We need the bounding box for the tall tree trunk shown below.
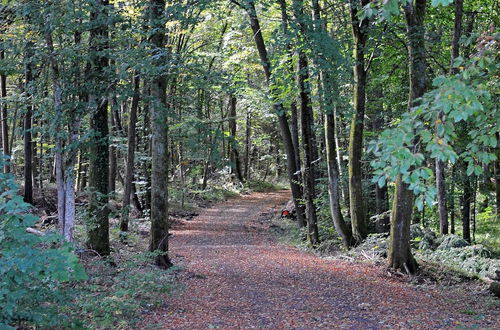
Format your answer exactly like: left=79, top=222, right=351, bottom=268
left=348, top=0, right=370, bottom=243
left=449, top=165, right=456, bottom=234
left=292, top=0, right=319, bottom=244
left=228, top=95, right=244, bottom=182
left=87, top=0, right=110, bottom=256
left=239, top=0, right=306, bottom=228
left=436, top=160, right=448, bottom=234
left=326, top=112, right=354, bottom=248
left=149, top=0, right=172, bottom=268
left=1, top=49, right=10, bottom=173
left=388, top=0, right=427, bottom=274
left=297, top=52, right=319, bottom=245
left=44, top=20, right=77, bottom=241
left=108, top=106, right=117, bottom=194
left=244, top=109, right=251, bottom=180
left=23, top=44, right=34, bottom=204
left=461, top=169, right=472, bottom=243
left=121, top=73, right=140, bottom=231
left=436, top=0, right=463, bottom=235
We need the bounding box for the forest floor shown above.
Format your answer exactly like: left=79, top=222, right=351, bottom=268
left=143, top=190, right=499, bottom=329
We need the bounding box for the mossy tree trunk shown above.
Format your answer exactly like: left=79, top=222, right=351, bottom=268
left=87, top=0, right=110, bottom=256
left=388, top=0, right=427, bottom=274
left=348, top=0, right=370, bottom=244
left=149, top=0, right=172, bottom=269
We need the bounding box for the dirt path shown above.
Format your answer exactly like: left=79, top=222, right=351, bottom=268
left=146, top=191, right=498, bottom=329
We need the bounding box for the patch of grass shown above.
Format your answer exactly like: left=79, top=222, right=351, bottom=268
left=245, top=180, right=286, bottom=192
left=475, top=206, right=499, bottom=256
left=459, top=309, right=477, bottom=315
left=67, top=252, right=175, bottom=329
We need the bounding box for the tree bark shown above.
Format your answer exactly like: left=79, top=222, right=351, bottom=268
left=228, top=95, right=244, bottom=182
left=108, top=105, right=117, bottom=194
left=461, top=169, right=472, bottom=243
left=388, top=0, right=427, bottom=274
left=348, top=0, right=370, bottom=243
left=0, top=48, right=10, bottom=173
left=436, top=159, right=448, bottom=234
left=23, top=43, right=34, bottom=204
left=87, top=0, right=110, bottom=256
left=149, top=0, right=172, bottom=269
left=121, top=73, right=140, bottom=231
left=326, top=112, right=354, bottom=248
left=291, top=0, right=320, bottom=243
left=44, top=19, right=77, bottom=242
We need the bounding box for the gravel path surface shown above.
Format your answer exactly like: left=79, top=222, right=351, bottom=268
left=145, top=190, right=499, bottom=329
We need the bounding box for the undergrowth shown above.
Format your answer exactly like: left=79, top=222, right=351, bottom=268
left=68, top=252, right=175, bottom=329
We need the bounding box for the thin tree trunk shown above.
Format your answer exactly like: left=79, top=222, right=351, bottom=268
left=388, top=0, right=427, bottom=274
left=461, top=170, right=472, bottom=243
left=1, top=48, right=10, bottom=173
left=108, top=106, right=117, bottom=194
left=326, top=112, right=353, bottom=248
left=23, top=44, right=34, bottom=204
left=450, top=165, right=456, bottom=234
left=348, top=0, right=370, bottom=243
left=44, top=19, right=76, bottom=241
left=244, top=109, right=251, bottom=179
left=228, top=95, right=244, bottom=182
left=121, top=73, right=140, bottom=231
left=436, top=159, right=448, bottom=234
left=293, top=0, right=319, bottom=244
left=149, top=0, right=172, bottom=268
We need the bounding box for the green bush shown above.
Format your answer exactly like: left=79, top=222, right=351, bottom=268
left=410, top=225, right=437, bottom=250
left=0, top=157, right=87, bottom=328
left=436, top=234, right=469, bottom=250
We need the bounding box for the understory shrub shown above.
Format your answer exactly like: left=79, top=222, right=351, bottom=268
left=0, top=158, right=87, bottom=328
left=410, top=225, right=499, bottom=279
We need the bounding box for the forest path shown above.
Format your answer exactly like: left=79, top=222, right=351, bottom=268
left=146, top=190, right=498, bottom=329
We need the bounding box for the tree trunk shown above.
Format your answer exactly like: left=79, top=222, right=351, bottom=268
left=241, top=0, right=306, bottom=228
left=450, top=165, right=456, bottom=234
left=292, top=0, right=319, bottom=244
left=348, top=0, right=370, bottom=243
left=388, top=0, right=427, bottom=274
left=228, top=95, right=244, bottom=182
left=436, top=0, right=463, bottom=235
left=326, top=112, right=353, bottom=248
left=244, top=109, right=251, bottom=180
left=149, top=0, right=172, bottom=269
left=45, top=23, right=77, bottom=241
left=1, top=49, right=10, bottom=173
left=87, top=0, right=110, bottom=256
left=461, top=171, right=472, bottom=243
left=436, top=160, right=448, bottom=234
left=108, top=107, right=117, bottom=194
left=23, top=44, right=34, bottom=204
left=121, top=73, right=140, bottom=231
